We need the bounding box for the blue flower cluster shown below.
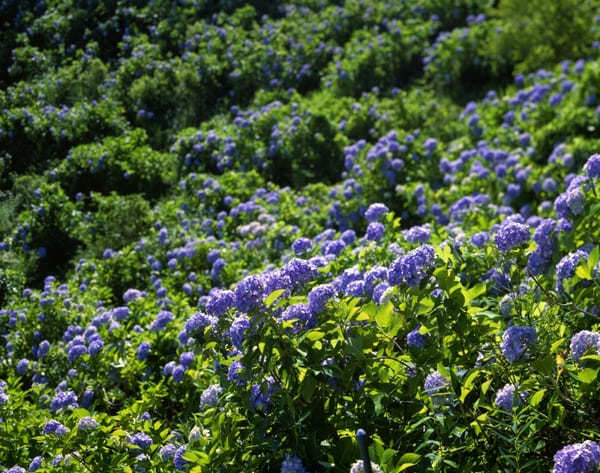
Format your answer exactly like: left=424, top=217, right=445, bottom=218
left=388, top=244, right=436, bottom=286
left=570, top=331, right=600, bottom=361
left=553, top=441, right=600, bottom=473
left=501, top=326, right=536, bottom=363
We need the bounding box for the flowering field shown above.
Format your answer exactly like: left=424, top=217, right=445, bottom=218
left=2, top=0, right=600, bottom=472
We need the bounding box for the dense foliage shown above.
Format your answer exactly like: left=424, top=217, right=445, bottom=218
left=2, top=1, right=600, bottom=472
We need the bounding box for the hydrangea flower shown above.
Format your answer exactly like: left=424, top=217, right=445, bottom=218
left=555, top=249, right=589, bottom=292
left=234, top=275, right=265, bottom=312
left=364, top=203, right=389, bottom=222
left=227, top=360, right=244, bottom=385
left=159, top=444, right=177, bottom=461
left=501, top=326, right=536, bottom=363
left=495, top=384, right=527, bottom=411
left=150, top=310, right=175, bottom=332
left=136, top=342, right=150, bottom=361
left=229, top=314, right=250, bottom=349
left=29, top=456, right=43, bottom=472
left=388, top=244, right=436, bottom=286
left=585, top=154, right=600, bottom=178
left=292, top=237, right=312, bottom=255
left=570, top=331, right=600, bottom=361
left=366, top=222, right=384, bottom=241
left=43, top=420, right=68, bottom=436
left=174, top=445, right=188, bottom=471
left=407, top=325, right=427, bottom=349
left=424, top=371, right=450, bottom=405
left=200, top=384, right=222, bottom=408
left=495, top=221, right=530, bottom=252
left=205, top=289, right=234, bottom=316
left=77, top=416, right=99, bottom=431
left=280, top=453, right=308, bottom=473
left=308, top=284, right=336, bottom=315
left=553, top=441, right=600, bottom=473
left=128, top=432, right=153, bottom=450
left=280, top=303, right=315, bottom=332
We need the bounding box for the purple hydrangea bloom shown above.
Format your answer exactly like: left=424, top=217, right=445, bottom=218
left=424, top=371, right=450, bottom=404
left=570, top=331, right=600, bottom=361
left=250, top=376, right=277, bottom=410
left=16, top=359, right=29, bottom=375
left=159, top=444, right=177, bottom=461
left=150, top=311, right=174, bottom=332
left=407, top=325, right=427, bottom=349
left=123, top=289, right=145, bottom=302
left=553, top=441, right=600, bottom=473
left=234, top=275, right=265, bottom=312
left=280, top=303, right=315, bottom=331
left=495, top=384, right=527, bottom=411
left=200, top=384, right=222, bottom=408
left=501, top=326, right=536, bottom=363
left=205, top=289, right=234, bottom=316
left=388, top=244, right=436, bottom=286
left=43, top=420, right=68, bottom=436
left=280, top=453, right=307, bottom=473
left=4, top=467, right=26, bottom=473
left=227, top=360, right=244, bottom=385
left=29, top=456, right=43, bottom=471
left=585, top=154, right=600, bottom=178
left=470, top=232, right=490, bottom=248
left=555, top=250, right=589, bottom=292
left=172, top=365, right=185, bottom=383
left=128, top=432, right=153, bottom=450
left=345, top=280, right=365, bottom=297
left=495, top=221, right=530, bottom=252
left=174, top=445, right=188, bottom=471
left=365, top=203, right=389, bottom=222
left=180, top=351, right=194, bottom=367
left=283, top=258, right=317, bottom=288
left=184, top=312, right=217, bottom=335
left=366, top=222, right=385, bottom=241
left=292, top=237, right=312, bottom=255
left=50, top=390, right=78, bottom=412
left=229, top=314, right=250, bottom=349
left=77, top=416, right=99, bottom=431
left=136, top=342, right=150, bottom=361
left=403, top=225, right=431, bottom=243
left=308, top=283, right=336, bottom=315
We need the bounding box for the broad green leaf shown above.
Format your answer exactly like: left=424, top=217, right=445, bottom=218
left=265, top=289, right=287, bottom=306
left=529, top=389, right=546, bottom=406
left=578, top=368, right=599, bottom=383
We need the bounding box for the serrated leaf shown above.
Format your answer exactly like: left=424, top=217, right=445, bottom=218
left=576, top=265, right=592, bottom=280
left=375, top=301, right=394, bottom=328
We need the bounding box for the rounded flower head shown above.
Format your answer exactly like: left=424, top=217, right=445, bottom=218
left=495, top=221, right=530, bottom=252
left=553, top=441, right=600, bottom=473
left=495, top=384, right=527, bottom=412
left=365, top=203, right=389, bottom=222
left=234, top=275, right=265, bottom=312
left=585, top=154, right=600, bottom=178
left=501, top=326, right=536, bottom=363
left=388, top=244, right=436, bottom=286
left=29, top=456, right=43, bottom=472
left=280, top=453, right=308, bottom=473
left=366, top=222, right=385, bottom=241
left=308, top=283, right=336, bottom=315
left=200, top=384, right=222, bottom=408
left=406, top=325, right=427, bottom=349
left=77, top=416, right=99, bottom=431
left=43, top=420, right=68, bottom=436
left=205, top=289, right=234, bottom=316
left=570, top=331, right=600, bottom=361
left=292, top=237, right=312, bottom=255
left=128, top=432, right=153, bottom=450
left=424, top=371, right=450, bottom=405
left=174, top=445, right=188, bottom=471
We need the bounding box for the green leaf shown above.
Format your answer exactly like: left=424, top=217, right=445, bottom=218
left=301, top=374, right=317, bottom=402
left=375, top=301, right=394, bottom=328
left=529, top=389, right=546, bottom=406
left=265, top=289, right=287, bottom=306
left=306, top=331, right=325, bottom=341
left=576, top=265, right=592, bottom=280
left=578, top=368, right=599, bottom=384
left=398, top=453, right=421, bottom=464
left=481, top=379, right=492, bottom=395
